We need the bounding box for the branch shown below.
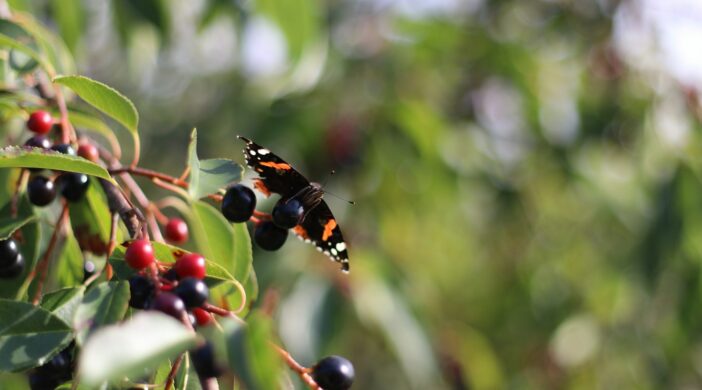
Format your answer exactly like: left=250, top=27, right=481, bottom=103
left=274, top=345, right=320, bottom=390
left=98, top=179, right=141, bottom=238
left=108, top=166, right=188, bottom=188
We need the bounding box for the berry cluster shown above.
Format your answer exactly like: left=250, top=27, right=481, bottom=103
left=221, top=184, right=304, bottom=252
left=0, top=237, right=24, bottom=278
left=125, top=240, right=212, bottom=327
left=24, top=111, right=91, bottom=207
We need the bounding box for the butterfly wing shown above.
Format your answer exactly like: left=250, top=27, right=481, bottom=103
left=293, top=201, right=350, bottom=272
left=239, top=136, right=310, bottom=197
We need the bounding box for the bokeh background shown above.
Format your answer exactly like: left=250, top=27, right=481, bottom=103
left=10, top=0, right=702, bottom=388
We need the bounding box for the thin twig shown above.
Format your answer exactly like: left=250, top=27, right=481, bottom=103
left=31, top=203, right=69, bottom=305
left=273, top=345, right=320, bottom=389
left=98, top=179, right=141, bottom=238
left=108, top=166, right=188, bottom=188
left=10, top=169, right=29, bottom=217
left=164, top=353, right=184, bottom=390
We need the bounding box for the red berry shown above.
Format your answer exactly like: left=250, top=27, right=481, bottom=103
left=174, top=253, right=206, bottom=279
left=165, top=218, right=188, bottom=244
left=27, top=111, right=53, bottom=135
left=77, top=142, right=99, bottom=162
left=125, top=239, right=155, bottom=270
left=192, top=307, right=212, bottom=326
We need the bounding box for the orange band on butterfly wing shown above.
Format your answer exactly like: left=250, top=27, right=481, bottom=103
left=260, top=161, right=292, bottom=170
left=322, top=219, right=337, bottom=241
left=254, top=179, right=271, bottom=197
left=294, top=225, right=309, bottom=240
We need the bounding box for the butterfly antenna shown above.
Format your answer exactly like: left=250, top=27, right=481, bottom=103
left=320, top=169, right=355, bottom=205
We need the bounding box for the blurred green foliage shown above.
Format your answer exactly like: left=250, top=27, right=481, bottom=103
left=6, top=0, right=702, bottom=388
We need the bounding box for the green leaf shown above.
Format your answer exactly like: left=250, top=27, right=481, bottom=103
left=189, top=200, right=251, bottom=282
left=190, top=158, right=243, bottom=199
left=68, top=109, right=117, bottom=140
left=226, top=313, right=283, bottom=390
left=0, top=31, right=51, bottom=74
left=55, top=226, right=84, bottom=287
left=79, top=311, right=198, bottom=387
left=53, top=75, right=139, bottom=135
left=74, top=281, right=130, bottom=345
left=50, top=0, right=84, bottom=54
left=13, top=12, right=76, bottom=75
left=0, top=299, right=73, bottom=371
left=68, top=177, right=115, bottom=252
left=109, top=240, right=237, bottom=288
left=175, top=353, right=204, bottom=390
left=187, top=128, right=201, bottom=195
left=40, top=286, right=85, bottom=326
left=0, top=208, right=36, bottom=240
left=0, top=146, right=113, bottom=181
left=231, top=221, right=253, bottom=283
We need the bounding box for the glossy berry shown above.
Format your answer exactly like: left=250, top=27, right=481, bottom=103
left=221, top=184, right=256, bottom=223
left=175, top=277, right=209, bottom=308
left=77, top=142, right=99, bottom=162
left=272, top=198, right=304, bottom=229
left=83, top=261, right=96, bottom=282
left=51, top=143, right=76, bottom=156
left=125, top=239, right=155, bottom=270
left=311, top=356, right=355, bottom=390
left=0, top=238, right=20, bottom=265
left=0, top=253, right=24, bottom=278
left=27, top=111, right=53, bottom=135
left=56, top=173, right=90, bottom=202
left=27, top=175, right=56, bottom=206
left=151, top=292, right=186, bottom=319
left=254, top=221, right=288, bottom=251
left=29, top=346, right=73, bottom=389
left=163, top=268, right=179, bottom=282
left=192, top=307, right=212, bottom=327
left=191, top=342, right=222, bottom=379
left=24, top=135, right=51, bottom=149
left=129, top=274, right=155, bottom=309
left=165, top=218, right=188, bottom=244
left=175, top=253, right=206, bottom=279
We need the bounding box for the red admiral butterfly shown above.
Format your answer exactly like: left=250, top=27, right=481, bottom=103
left=238, top=136, right=350, bottom=272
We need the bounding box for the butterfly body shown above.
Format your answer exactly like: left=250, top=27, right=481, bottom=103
left=239, top=136, right=350, bottom=272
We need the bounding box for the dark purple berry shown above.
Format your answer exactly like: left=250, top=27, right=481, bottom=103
left=83, top=261, right=96, bottom=282
left=221, top=184, right=256, bottom=223
left=174, top=277, right=209, bottom=308
left=51, top=144, right=76, bottom=156
left=128, top=274, right=155, bottom=309
left=56, top=173, right=89, bottom=202
left=0, top=238, right=20, bottom=265
left=29, top=344, right=74, bottom=390
left=272, top=198, right=304, bottom=229
left=0, top=253, right=24, bottom=278
left=163, top=268, right=179, bottom=282
left=27, top=175, right=56, bottom=206
left=254, top=221, right=288, bottom=251
left=151, top=292, right=186, bottom=320
left=191, top=342, right=222, bottom=379
left=24, top=135, right=51, bottom=149
left=311, top=356, right=355, bottom=390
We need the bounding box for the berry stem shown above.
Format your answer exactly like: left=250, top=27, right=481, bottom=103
left=108, top=166, right=188, bottom=188
left=52, top=79, right=77, bottom=144
left=10, top=169, right=29, bottom=218
left=83, top=212, right=120, bottom=286
left=164, top=353, right=184, bottom=390
left=31, top=202, right=69, bottom=305
left=152, top=178, right=191, bottom=199
left=202, top=303, right=240, bottom=319
left=273, top=344, right=320, bottom=390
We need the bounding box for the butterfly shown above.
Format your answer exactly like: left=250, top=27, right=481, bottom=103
left=238, top=136, right=350, bottom=272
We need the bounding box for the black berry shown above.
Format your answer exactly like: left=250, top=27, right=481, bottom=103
left=311, top=356, right=355, bottom=390
left=151, top=292, right=186, bottom=320
left=51, top=143, right=76, bottom=156
left=56, top=173, right=90, bottom=202
left=163, top=268, right=179, bottom=282
left=24, top=135, right=51, bottom=149
left=128, top=274, right=155, bottom=309
left=83, top=261, right=96, bottom=282
left=174, top=277, right=209, bottom=308
left=0, top=238, right=20, bottom=265
left=0, top=253, right=24, bottom=278
left=27, top=175, right=56, bottom=206
left=221, top=184, right=256, bottom=223
left=272, top=198, right=304, bottom=229
left=191, top=342, right=222, bottom=379
left=254, top=221, right=288, bottom=251
left=29, top=344, right=74, bottom=390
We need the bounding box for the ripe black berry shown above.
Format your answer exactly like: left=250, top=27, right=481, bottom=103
left=0, top=253, right=24, bottom=278
left=191, top=342, right=222, bottom=379
left=254, top=221, right=288, bottom=251
left=56, top=173, right=90, bottom=202
left=0, top=238, right=23, bottom=279
left=29, top=345, right=74, bottom=390
left=51, top=143, right=76, bottom=156
left=311, top=356, right=355, bottom=390
left=174, top=277, right=209, bottom=308
left=163, top=268, right=179, bottom=282
left=83, top=261, right=96, bottom=282
left=24, top=135, right=51, bottom=149
left=129, top=274, right=155, bottom=309
left=151, top=292, right=186, bottom=320
left=272, top=198, right=304, bottom=229
left=27, top=175, right=56, bottom=206
left=221, top=184, right=256, bottom=223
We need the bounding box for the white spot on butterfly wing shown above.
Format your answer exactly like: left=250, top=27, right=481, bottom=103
left=335, top=242, right=346, bottom=252
left=331, top=248, right=338, bottom=256
left=258, top=148, right=270, bottom=155
left=249, top=150, right=257, bottom=156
